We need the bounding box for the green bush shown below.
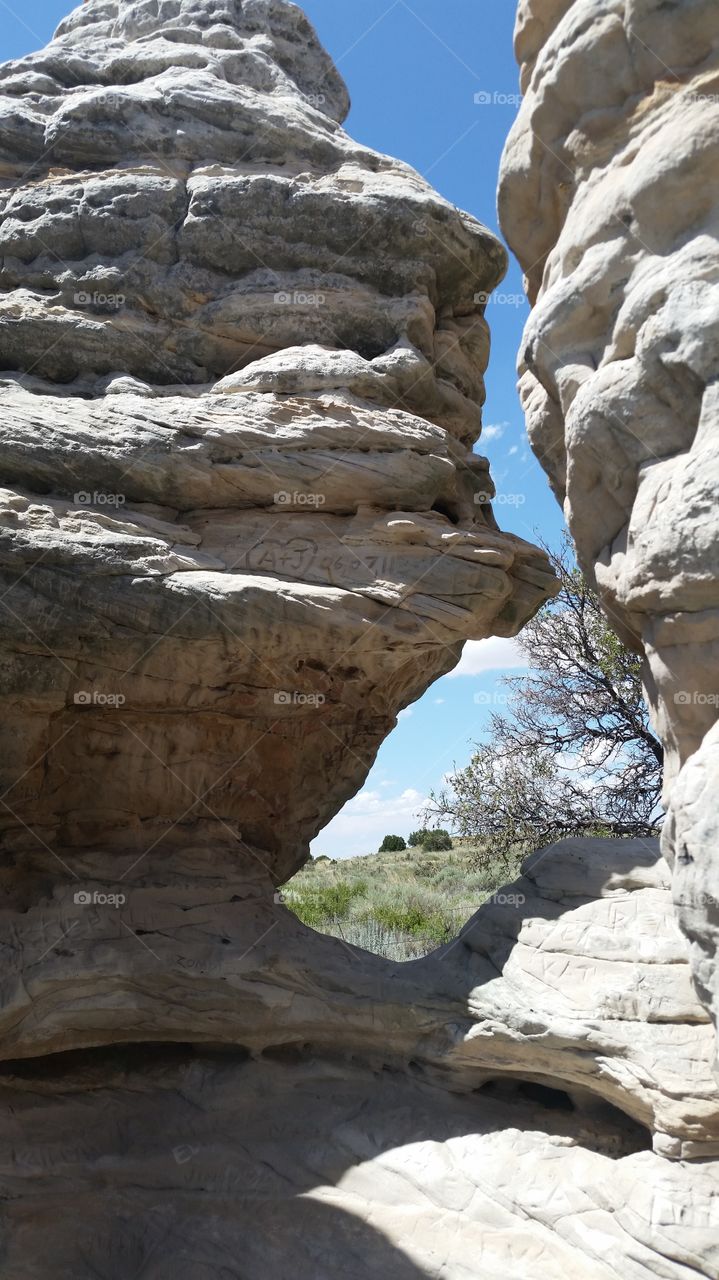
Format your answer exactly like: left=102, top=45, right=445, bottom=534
left=422, top=829, right=453, bottom=851
left=379, top=834, right=406, bottom=852
left=409, top=828, right=452, bottom=851
left=371, top=900, right=452, bottom=943
left=287, top=879, right=367, bottom=928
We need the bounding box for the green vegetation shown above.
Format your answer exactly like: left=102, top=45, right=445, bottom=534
left=282, top=842, right=522, bottom=961
left=378, top=834, right=406, bottom=852
left=427, top=536, right=663, bottom=864
left=408, top=828, right=453, bottom=851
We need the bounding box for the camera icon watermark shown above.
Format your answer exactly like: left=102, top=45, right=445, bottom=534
left=273, top=691, right=326, bottom=708
left=474, top=491, right=526, bottom=507
left=74, top=291, right=125, bottom=310
left=675, top=892, right=718, bottom=908
left=273, top=490, right=326, bottom=508
left=74, top=490, right=126, bottom=508
left=172, top=1144, right=200, bottom=1166
left=74, top=889, right=126, bottom=908
left=474, top=90, right=523, bottom=107
left=74, top=690, right=126, bottom=708
left=474, top=290, right=526, bottom=308
left=274, top=290, right=326, bottom=307
left=674, top=691, right=719, bottom=706
left=473, top=690, right=511, bottom=706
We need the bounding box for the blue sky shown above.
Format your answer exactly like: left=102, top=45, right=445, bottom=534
left=3, top=0, right=567, bottom=857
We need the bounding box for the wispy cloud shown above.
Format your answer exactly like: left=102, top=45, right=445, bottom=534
left=311, top=787, right=426, bottom=859
left=482, top=421, right=508, bottom=442
left=444, top=635, right=527, bottom=678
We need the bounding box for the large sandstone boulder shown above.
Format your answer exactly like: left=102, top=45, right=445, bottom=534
left=0, top=1, right=718, bottom=1276
left=498, top=0, right=719, bottom=1052
left=2, top=835, right=719, bottom=1277
left=0, top=0, right=554, bottom=887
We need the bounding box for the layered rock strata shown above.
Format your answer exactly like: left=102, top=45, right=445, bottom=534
left=499, top=0, right=719, bottom=1049
left=2, top=837, right=719, bottom=1277
left=1, top=0, right=718, bottom=1276
left=0, top=0, right=553, bottom=889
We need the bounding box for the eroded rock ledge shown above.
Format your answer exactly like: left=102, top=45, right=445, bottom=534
left=2, top=837, right=719, bottom=1277
left=0, top=0, right=554, bottom=887
left=1, top=1, right=718, bottom=1276
left=499, top=0, right=719, bottom=1052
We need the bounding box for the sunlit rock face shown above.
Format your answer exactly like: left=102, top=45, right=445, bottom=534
left=499, top=0, right=719, bottom=1044
left=2, top=3, right=719, bottom=1277
left=0, top=0, right=555, bottom=890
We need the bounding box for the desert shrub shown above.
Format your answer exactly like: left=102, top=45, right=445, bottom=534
left=371, top=899, right=451, bottom=943
left=421, top=829, right=453, bottom=851
left=286, top=879, right=366, bottom=928
left=379, top=834, right=406, bottom=852
left=430, top=864, right=464, bottom=889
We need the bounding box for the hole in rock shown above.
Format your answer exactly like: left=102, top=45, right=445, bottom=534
left=0, top=1042, right=253, bottom=1084
left=282, top=836, right=525, bottom=963
left=479, top=1078, right=574, bottom=1111
left=476, top=1077, right=653, bottom=1157
left=430, top=496, right=459, bottom=523
left=261, top=1042, right=311, bottom=1065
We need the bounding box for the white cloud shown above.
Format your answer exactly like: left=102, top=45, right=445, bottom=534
left=482, top=422, right=507, bottom=442
left=444, top=635, right=528, bottom=678
left=398, top=707, right=413, bottom=720
left=508, top=445, right=519, bottom=456
left=434, top=697, right=445, bottom=705
left=311, top=786, right=426, bottom=859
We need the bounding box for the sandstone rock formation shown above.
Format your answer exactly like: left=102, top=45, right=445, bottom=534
left=1, top=0, right=718, bottom=1276
left=499, top=0, right=719, bottom=1055
left=0, top=0, right=554, bottom=886
left=2, top=835, right=719, bottom=1277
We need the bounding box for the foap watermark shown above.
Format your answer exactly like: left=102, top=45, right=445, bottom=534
left=274, top=490, right=326, bottom=508
left=74, top=690, right=126, bottom=708
left=93, top=91, right=127, bottom=110
left=674, top=691, right=719, bottom=707
left=74, top=290, right=125, bottom=310
left=273, top=691, right=326, bottom=708
left=475, top=290, right=526, bottom=308
left=474, top=490, right=526, bottom=507
left=474, top=690, right=511, bottom=707
left=172, top=1144, right=200, bottom=1166
left=474, top=90, right=523, bottom=107
left=74, top=490, right=126, bottom=508
left=274, top=290, right=326, bottom=307
left=487, top=891, right=526, bottom=907
left=676, top=892, right=718, bottom=909
left=74, top=889, right=126, bottom=908
left=689, top=92, right=719, bottom=106
left=303, top=92, right=326, bottom=107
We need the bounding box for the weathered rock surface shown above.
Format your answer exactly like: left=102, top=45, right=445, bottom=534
left=1, top=0, right=718, bottom=1276
left=499, top=0, right=719, bottom=1052
left=2, top=837, right=719, bottom=1277
left=0, top=0, right=554, bottom=887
